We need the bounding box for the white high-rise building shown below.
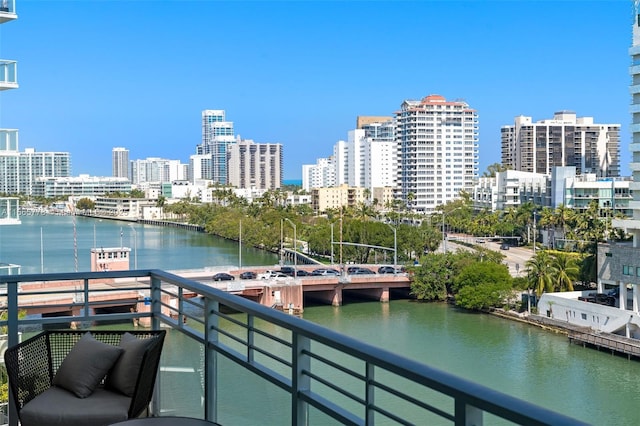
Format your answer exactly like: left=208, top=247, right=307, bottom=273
left=112, top=147, right=130, bottom=179
left=0, top=3, right=20, bottom=225
left=501, top=112, right=620, bottom=177
left=131, top=158, right=187, bottom=185
left=302, top=157, right=336, bottom=192
left=396, top=95, right=479, bottom=213
left=189, top=154, right=213, bottom=183
left=329, top=120, right=397, bottom=196
left=197, top=110, right=235, bottom=184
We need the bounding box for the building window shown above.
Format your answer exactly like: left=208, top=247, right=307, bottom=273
left=623, top=265, right=633, bottom=276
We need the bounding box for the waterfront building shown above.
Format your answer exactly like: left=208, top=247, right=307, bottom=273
left=197, top=110, right=235, bottom=184
left=227, top=138, right=283, bottom=190
left=501, top=112, right=620, bottom=177
left=131, top=157, right=187, bottom=185
left=32, top=175, right=130, bottom=198
left=396, top=95, right=479, bottom=214
left=168, top=179, right=214, bottom=203
left=301, top=157, right=336, bottom=192
left=93, top=196, right=157, bottom=219
left=112, top=147, right=130, bottom=179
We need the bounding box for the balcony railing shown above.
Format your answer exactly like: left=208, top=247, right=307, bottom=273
left=0, top=270, right=586, bottom=425
left=0, top=60, right=17, bottom=90
left=0, top=0, right=16, bottom=24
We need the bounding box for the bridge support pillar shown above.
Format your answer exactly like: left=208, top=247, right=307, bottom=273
left=380, top=287, right=389, bottom=303
left=332, top=287, right=343, bottom=307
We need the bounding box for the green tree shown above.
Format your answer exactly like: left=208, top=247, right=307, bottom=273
left=525, top=251, right=554, bottom=297
left=453, top=262, right=512, bottom=310
left=410, top=253, right=451, bottom=301
left=75, top=197, right=95, bottom=210
left=551, top=252, right=579, bottom=292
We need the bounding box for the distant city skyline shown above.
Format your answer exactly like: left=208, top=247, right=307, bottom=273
left=1, top=1, right=632, bottom=180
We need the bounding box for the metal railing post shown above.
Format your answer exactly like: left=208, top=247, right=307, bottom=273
left=7, top=280, right=18, bottom=426
left=292, top=333, right=310, bottom=425
left=204, top=297, right=219, bottom=424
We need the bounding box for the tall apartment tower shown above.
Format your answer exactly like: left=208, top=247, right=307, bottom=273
left=112, top=147, right=130, bottom=179
left=197, top=110, right=235, bottom=184
left=0, top=3, right=20, bottom=224
left=396, top=95, right=479, bottom=213
left=614, top=2, right=640, bottom=243
left=227, top=139, right=283, bottom=190
left=501, top=112, right=620, bottom=177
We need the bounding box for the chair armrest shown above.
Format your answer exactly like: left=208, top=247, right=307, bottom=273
left=128, top=330, right=166, bottom=418
left=4, top=332, right=54, bottom=410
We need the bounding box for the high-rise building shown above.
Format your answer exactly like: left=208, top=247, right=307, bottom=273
left=227, top=139, right=283, bottom=190
left=302, top=157, right=336, bottom=192
left=396, top=95, right=479, bottom=213
left=332, top=122, right=397, bottom=195
left=612, top=3, right=640, bottom=246
left=197, top=110, right=235, bottom=183
left=501, top=112, right=620, bottom=177
left=112, top=147, right=130, bottom=179
left=0, top=2, right=20, bottom=224
left=130, top=157, right=187, bottom=185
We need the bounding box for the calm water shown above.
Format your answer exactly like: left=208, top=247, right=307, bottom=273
left=6, top=215, right=640, bottom=425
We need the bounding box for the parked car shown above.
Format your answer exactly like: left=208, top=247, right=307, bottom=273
left=349, top=267, right=375, bottom=275
left=378, top=266, right=405, bottom=274
left=259, top=270, right=289, bottom=280
left=239, top=271, right=257, bottom=279
left=500, top=243, right=510, bottom=250
left=295, top=269, right=310, bottom=277
left=212, top=272, right=235, bottom=281
left=311, top=268, right=340, bottom=276
left=279, top=266, right=296, bottom=276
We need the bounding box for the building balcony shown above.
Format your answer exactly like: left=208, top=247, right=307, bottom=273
left=0, top=0, right=16, bottom=23
left=0, top=270, right=583, bottom=426
left=0, top=60, right=18, bottom=90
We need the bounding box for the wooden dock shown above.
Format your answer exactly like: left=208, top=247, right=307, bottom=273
left=568, top=332, right=640, bottom=360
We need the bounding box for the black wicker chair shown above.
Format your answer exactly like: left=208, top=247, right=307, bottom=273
left=4, top=329, right=166, bottom=426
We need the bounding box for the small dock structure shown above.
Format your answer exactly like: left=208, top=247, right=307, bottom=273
left=568, top=332, right=640, bottom=360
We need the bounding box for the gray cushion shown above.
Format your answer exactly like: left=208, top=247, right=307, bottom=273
left=20, top=386, right=130, bottom=426
left=106, top=332, right=153, bottom=396
left=52, top=332, right=123, bottom=398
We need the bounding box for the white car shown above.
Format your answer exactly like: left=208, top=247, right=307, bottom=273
left=258, top=270, right=289, bottom=280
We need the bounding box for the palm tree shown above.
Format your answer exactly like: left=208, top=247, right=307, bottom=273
left=550, top=253, right=579, bottom=292
left=525, top=251, right=554, bottom=297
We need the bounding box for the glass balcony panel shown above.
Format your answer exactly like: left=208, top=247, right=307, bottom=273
left=0, top=60, right=18, bottom=90
left=0, top=0, right=16, bottom=23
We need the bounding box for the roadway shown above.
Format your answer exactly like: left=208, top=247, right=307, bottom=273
left=444, top=236, right=533, bottom=277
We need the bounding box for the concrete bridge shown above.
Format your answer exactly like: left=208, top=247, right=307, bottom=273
left=7, top=266, right=411, bottom=321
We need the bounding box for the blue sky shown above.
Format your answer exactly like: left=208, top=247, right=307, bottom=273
left=0, top=0, right=633, bottom=180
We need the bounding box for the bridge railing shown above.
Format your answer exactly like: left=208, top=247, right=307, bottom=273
left=0, top=270, right=586, bottom=425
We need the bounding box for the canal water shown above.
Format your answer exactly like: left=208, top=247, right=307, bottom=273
left=3, top=215, right=640, bottom=425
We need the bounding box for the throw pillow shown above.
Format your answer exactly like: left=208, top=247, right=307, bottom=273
left=106, top=332, right=153, bottom=396
left=53, top=332, right=123, bottom=398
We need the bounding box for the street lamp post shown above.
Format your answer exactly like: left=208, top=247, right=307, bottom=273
left=128, top=224, right=137, bottom=270
left=533, top=210, right=537, bottom=255
left=239, top=219, right=242, bottom=271
left=330, top=222, right=334, bottom=265
left=284, top=218, right=297, bottom=277
left=442, top=212, right=446, bottom=254
left=387, top=223, right=397, bottom=273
